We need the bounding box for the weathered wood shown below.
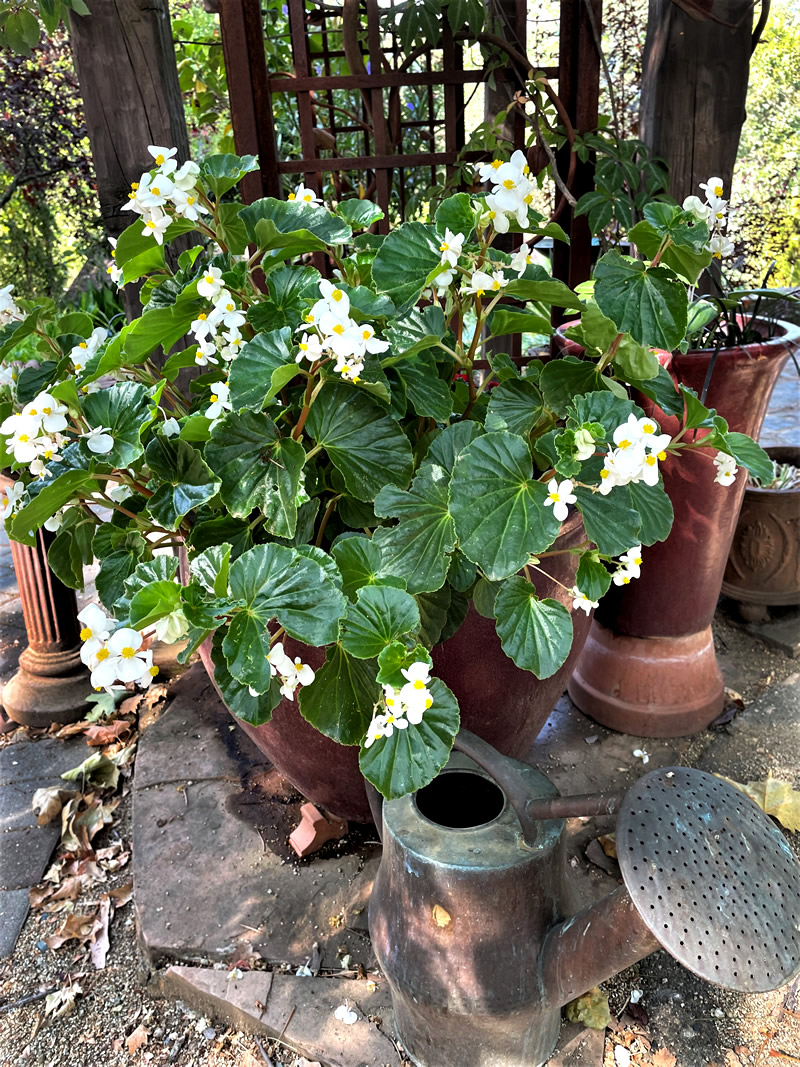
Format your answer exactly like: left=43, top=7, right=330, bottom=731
left=639, top=0, right=754, bottom=204
left=68, top=0, right=190, bottom=241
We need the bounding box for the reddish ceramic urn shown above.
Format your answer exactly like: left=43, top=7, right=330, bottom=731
left=199, top=511, right=593, bottom=822
left=560, top=320, right=799, bottom=737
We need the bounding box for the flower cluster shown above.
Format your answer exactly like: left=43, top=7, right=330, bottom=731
left=713, top=452, right=738, bottom=486
left=612, top=545, right=643, bottom=586
left=190, top=269, right=247, bottom=367
left=598, top=414, right=672, bottom=495
left=295, top=279, right=389, bottom=382
left=0, top=392, right=69, bottom=475
left=265, top=641, right=315, bottom=701
left=475, top=150, right=535, bottom=233
left=78, top=604, right=158, bottom=691
left=69, top=327, right=107, bottom=378
left=683, top=176, right=733, bottom=260
left=364, top=661, right=433, bottom=747
left=0, top=284, right=23, bottom=328
left=122, top=145, right=206, bottom=244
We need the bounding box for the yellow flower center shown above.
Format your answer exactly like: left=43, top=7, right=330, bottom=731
left=412, top=679, right=425, bottom=690
left=299, top=342, right=308, bottom=351
left=305, top=313, right=314, bottom=322
left=657, top=450, right=666, bottom=461
left=503, top=179, right=515, bottom=190
left=645, top=455, right=656, bottom=466
left=44, top=450, right=52, bottom=459
left=642, top=422, right=655, bottom=434
left=80, top=627, right=93, bottom=641
left=440, top=242, right=449, bottom=251
left=187, top=196, right=196, bottom=205
left=198, top=312, right=207, bottom=320
left=225, top=303, right=234, bottom=312
left=619, top=438, right=631, bottom=449
left=362, top=330, right=371, bottom=340
left=204, top=275, right=214, bottom=285
left=121, top=646, right=136, bottom=659
left=131, top=182, right=139, bottom=191
left=600, top=470, right=610, bottom=479
left=333, top=324, right=345, bottom=335
left=146, top=221, right=156, bottom=229
left=152, top=187, right=160, bottom=196
left=491, top=159, right=502, bottom=169
left=96, top=648, right=109, bottom=661
left=18, top=434, right=28, bottom=443
left=332, top=289, right=343, bottom=302
left=492, top=279, right=501, bottom=290
left=303, top=194, right=313, bottom=202
left=714, top=185, right=723, bottom=196
left=622, top=576, right=630, bottom=584
left=487, top=211, right=496, bottom=220
left=386, top=697, right=395, bottom=708
left=79, top=342, right=87, bottom=349
left=386, top=714, right=396, bottom=725
left=476, top=288, right=485, bottom=296
left=634, top=556, right=642, bottom=565
left=288, top=192, right=296, bottom=200
left=549, top=492, right=560, bottom=502
left=425, top=697, right=432, bottom=709
left=149, top=665, right=158, bottom=676
left=28, top=409, right=37, bottom=416
left=524, top=193, right=533, bottom=204
left=210, top=393, right=218, bottom=403
left=155, top=154, right=165, bottom=165
left=42, top=406, right=51, bottom=415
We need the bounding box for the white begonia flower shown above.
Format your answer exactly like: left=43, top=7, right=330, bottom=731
left=43, top=506, right=68, bottom=531
left=78, top=603, right=116, bottom=666
left=220, top=329, right=244, bottom=362
left=544, top=478, right=577, bottom=523
left=191, top=311, right=215, bottom=342
left=147, top=144, right=178, bottom=173
left=334, top=355, right=364, bottom=383
left=29, top=436, right=62, bottom=477
left=121, top=177, right=149, bottom=216
left=0, top=283, right=22, bottom=326
left=633, top=748, right=650, bottom=764
left=171, top=188, right=208, bottom=221
left=612, top=413, right=646, bottom=450
left=295, top=332, right=325, bottom=364
left=197, top=266, right=224, bottom=300
left=142, top=212, right=172, bottom=245
left=463, top=269, right=505, bottom=297
left=439, top=229, right=464, bottom=269
left=318, top=278, right=351, bottom=312
left=0, top=481, right=25, bottom=520
left=162, top=417, right=180, bottom=437
left=171, top=159, right=201, bottom=191
left=83, top=426, right=115, bottom=454
left=154, top=608, right=189, bottom=645
left=475, top=157, right=506, bottom=183
left=699, top=176, right=724, bottom=202
left=211, top=291, right=246, bottom=331
left=90, top=627, right=152, bottom=687
left=612, top=563, right=639, bottom=586
left=682, top=195, right=711, bottom=221
left=25, top=392, right=68, bottom=434
left=398, top=661, right=434, bottom=723
left=266, top=641, right=293, bottom=677
left=482, top=196, right=510, bottom=233
left=288, top=183, right=322, bottom=206
left=277, top=655, right=315, bottom=701
left=137, top=172, right=175, bottom=211
left=364, top=711, right=407, bottom=748
left=713, top=451, right=738, bottom=486
left=355, top=323, right=390, bottom=354
left=574, top=427, right=597, bottom=461
left=618, top=546, right=643, bottom=579
left=571, top=587, right=599, bottom=616
left=0, top=364, right=16, bottom=387
left=7, top=416, right=40, bottom=463
left=433, top=268, right=455, bottom=294
left=194, top=340, right=219, bottom=367
left=205, top=381, right=232, bottom=421
left=509, top=242, right=534, bottom=278
left=708, top=234, right=735, bottom=259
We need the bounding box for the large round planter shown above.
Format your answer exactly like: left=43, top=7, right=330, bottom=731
left=721, top=445, right=800, bottom=610
left=198, top=511, right=593, bottom=822
left=557, top=320, right=800, bottom=737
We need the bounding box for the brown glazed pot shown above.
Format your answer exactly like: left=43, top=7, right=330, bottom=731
left=722, top=446, right=800, bottom=610
left=198, top=511, right=592, bottom=822
left=555, top=319, right=800, bottom=737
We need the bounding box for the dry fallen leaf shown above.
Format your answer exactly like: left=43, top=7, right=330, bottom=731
left=45, top=910, right=96, bottom=950
left=598, top=832, right=617, bottom=859
left=565, top=986, right=611, bottom=1030
left=84, top=719, right=131, bottom=746
left=716, top=774, right=800, bottom=832
left=723, top=1050, right=742, bottom=1067
left=652, top=1048, right=678, bottom=1067
left=90, top=894, right=112, bottom=970
left=61, top=751, right=120, bottom=789
left=44, top=982, right=82, bottom=1018
left=110, top=881, right=133, bottom=908
left=126, top=1023, right=149, bottom=1055
left=31, top=786, right=78, bottom=826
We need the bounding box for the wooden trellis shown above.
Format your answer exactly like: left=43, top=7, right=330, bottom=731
left=218, top=0, right=601, bottom=284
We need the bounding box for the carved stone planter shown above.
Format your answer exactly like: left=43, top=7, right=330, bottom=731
left=722, top=446, right=800, bottom=613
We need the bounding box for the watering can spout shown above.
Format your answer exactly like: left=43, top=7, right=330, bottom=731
left=538, top=886, right=660, bottom=1010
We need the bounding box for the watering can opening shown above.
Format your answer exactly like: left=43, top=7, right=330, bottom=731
left=414, top=769, right=507, bottom=830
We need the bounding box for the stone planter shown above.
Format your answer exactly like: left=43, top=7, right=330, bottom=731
left=557, top=320, right=800, bottom=737
left=722, top=445, right=800, bottom=615
left=198, top=511, right=593, bottom=822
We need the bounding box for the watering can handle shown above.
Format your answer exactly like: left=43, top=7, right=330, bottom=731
left=453, top=729, right=624, bottom=846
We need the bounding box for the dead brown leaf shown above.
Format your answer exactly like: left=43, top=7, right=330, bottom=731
left=238, top=1054, right=263, bottom=1067
left=723, top=1051, right=743, bottom=1067
left=652, top=1049, right=678, bottom=1067
left=126, top=1023, right=148, bottom=1055
left=109, top=881, right=133, bottom=908
left=734, top=1049, right=751, bottom=1060
left=90, top=895, right=111, bottom=969
left=598, top=832, right=617, bottom=858
left=45, top=910, right=96, bottom=950
left=84, top=719, right=131, bottom=746
left=31, top=786, right=78, bottom=826
left=716, top=774, right=800, bottom=833
left=54, top=720, right=91, bottom=738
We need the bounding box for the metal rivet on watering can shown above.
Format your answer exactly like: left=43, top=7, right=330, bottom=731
left=369, top=732, right=800, bottom=1067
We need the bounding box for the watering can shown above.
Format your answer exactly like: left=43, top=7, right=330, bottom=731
left=368, top=729, right=800, bottom=1067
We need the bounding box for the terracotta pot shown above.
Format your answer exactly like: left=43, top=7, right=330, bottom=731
left=198, top=511, right=593, bottom=821
left=554, top=319, right=800, bottom=737
left=722, top=445, right=800, bottom=610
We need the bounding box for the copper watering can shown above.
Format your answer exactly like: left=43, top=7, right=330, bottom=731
left=368, top=730, right=800, bottom=1067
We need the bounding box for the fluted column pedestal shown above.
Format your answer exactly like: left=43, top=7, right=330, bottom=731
left=2, top=529, right=92, bottom=727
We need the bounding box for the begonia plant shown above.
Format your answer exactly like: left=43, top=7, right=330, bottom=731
left=0, top=148, right=774, bottom=799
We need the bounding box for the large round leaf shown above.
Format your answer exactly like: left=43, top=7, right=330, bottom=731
left=228, top=327, right=297, bottom=411
left=485, top=378, right=543, bottom=436
left=340, top=585, right=420, bottom=659
left=493, top=576, right=573, bottom=679
left=305, top=382, right=413, bottom=501
left=449, top=431, right=561, bottom=580
left=205, top=410, right=305, bottom=537
left=359, top=677, right=460, bottom=800
left=371, top=222, right=442, bottom=313
left=593, top=251, right=688, bottom=351
left=211, top=634, right=280, bottom=727
left=144, top=434, right=220, bottom=531
left=80, top=381, right=156, bottom=468
left=298, top=645, right=380, bottom=745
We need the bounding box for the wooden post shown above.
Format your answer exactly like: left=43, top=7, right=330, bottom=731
left=639, top=0, right=754, bottom=205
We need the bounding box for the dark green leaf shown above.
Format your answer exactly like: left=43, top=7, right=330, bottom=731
left=211, top=633, right=280, bottom=726
left=415, top=586, right=451, bottom=647
left=594, top=251, right=688, bottom=351
left=371, top=222, right=442, bottom=313
left=494, top=576, right=573, bottom=678
left=8, top=471, right=93, bottom=546
left=80, top=382, right=156, bottom=467
left=335, top=199, right=385, bottom=230
left=485, top=378, right=543, bottom=435
left=246, top=266, right=320, bottom=331
left=376, top=642, right=432, bottom=688
left=384, top=305, right=446, bottom=360
left=200, top=153, right=260, bottom=198
left=575, top=553, right=612, bottom=600
left=298, top=644, right=379, bottom=744
left=228, top=327, right=296, bottom=411
left=340, top=585, right=420, bottom=659
left=540, top=357, right=603, bottom=416
left=574, top=484, right=641, bottom=556
left=433, top=193, right=476, bottom=239
left=129, top=580, right=182, bottom=629
left=145, top=434, right=220, bottom=531
left=331, top=536, right=384, bottom=601
left=505, top=266, right=581, bottom=309
left=420, top=420, right=483, bottom=476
